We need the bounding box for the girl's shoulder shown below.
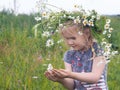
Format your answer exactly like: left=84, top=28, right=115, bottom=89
left=93, top=42, right=101, bottom=51
left=93, top=42, right=104, bottom=56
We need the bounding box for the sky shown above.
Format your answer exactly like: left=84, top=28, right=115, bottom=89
left=0, top=0, right=120, bottom=15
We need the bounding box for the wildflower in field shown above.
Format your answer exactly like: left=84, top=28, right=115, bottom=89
left=74, top=4, right=79, bottom=8
left=108, top=28, right=113, bottom=33
left=42, top=12, right=47, bottom=17
left=102, top=38, right=106, bottom=42
left=106, top=60, right=111, bottom=64
left=82, top=14, right=88, bottom=19
left=32, top=76, right=38, bottom=79
left=57, top=39, right=63, bottom=44
left=63, top=14, right=67, bottom=18
left=96, top=14, right=100, bottom=20
left=59, top=24, right=63, bottom=28
left=106, top=19, right=111, bottom=24
left=104, top=51, right=111, bottom=56
left=41, top=11, right=50, bottom=19
left=46, top=39, right=54, bottom=47
left=91, top=15, right=96, bottom=19
left=104, top=23, right=110, bottom=29
left=103, top=30, right=107, bottom=35
left=105, top=43, right=112, bottom=48
left=43, top=64, right=47, bottom=66
left=111, top=51, right=118, bottom=56
left=42, top=31, right=50, bottom=37
left=68, top=16, right=75, bottom=19
left=47, top=63, right=53, bottom=71
left=73, top=4, right=80, bottom=11
left=107, top=34, right=111, bottom=38
left=48, top=26, right=52, bottom=29
left=74, top=18, right=81, bottom=24
left=35, top=16, right=41, bottom=21
left=88, top=19, right=94, bottom=26
left=55, top=29, right=59, bottom=32
left=83, top=19, right=88, bottom=26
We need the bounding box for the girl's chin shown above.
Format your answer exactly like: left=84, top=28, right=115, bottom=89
left=72, top=47, right=80, bottom=50
left=73, top=47, right=85, bottom=51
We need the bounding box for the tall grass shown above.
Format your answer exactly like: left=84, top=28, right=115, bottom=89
left=0, top=10, right=120, bottom=90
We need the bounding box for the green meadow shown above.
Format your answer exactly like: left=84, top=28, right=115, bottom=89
left=0, top=10, right=120, bottom=90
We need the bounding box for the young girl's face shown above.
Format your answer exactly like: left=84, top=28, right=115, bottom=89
left=62, top=26, right=87, bottom=51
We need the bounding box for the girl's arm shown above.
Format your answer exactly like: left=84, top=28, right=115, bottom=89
left=58, top=62, right=74, bottom=90
left=53, top=56, right=106, bottom=83
left=69, top=56, right=106, bottom=83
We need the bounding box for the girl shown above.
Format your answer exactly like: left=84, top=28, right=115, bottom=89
left=44, top=20, right=108, bottom=90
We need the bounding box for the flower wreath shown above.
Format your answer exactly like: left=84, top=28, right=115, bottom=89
left=34, top=4, right=118, bottom=61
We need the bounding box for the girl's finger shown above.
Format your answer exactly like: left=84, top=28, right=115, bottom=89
left=52, top=70, right=62, bottom=78
left=47, top=73, right=58, bottom=81
left=44, top=71, right=51, bottom=76
left=53, top=69, right=62, bottom=74
left=52, top=69, right=63, bottom=76
left=47, top=71, right=57, bottom=78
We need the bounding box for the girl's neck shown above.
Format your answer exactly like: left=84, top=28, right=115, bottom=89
left=78, top=44, right=92, bottom=53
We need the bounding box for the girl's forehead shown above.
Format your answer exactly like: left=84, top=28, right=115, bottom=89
left=64, top=26, right=78, bottom=33
left=63, top=34, right=76, bottom=38
left=62, top=31, right=79, bottom=39
left=61, top=25, right=81, bottom=38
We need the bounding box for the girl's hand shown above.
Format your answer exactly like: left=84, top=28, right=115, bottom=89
left=44, top=70, right=64, bottom=82
left=52, top=69, right=71, bottom=78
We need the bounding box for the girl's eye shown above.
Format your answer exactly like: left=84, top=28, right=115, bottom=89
left=70, top=37, right=76, bottom=40
left=66, top=37, right=76, bottom=40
